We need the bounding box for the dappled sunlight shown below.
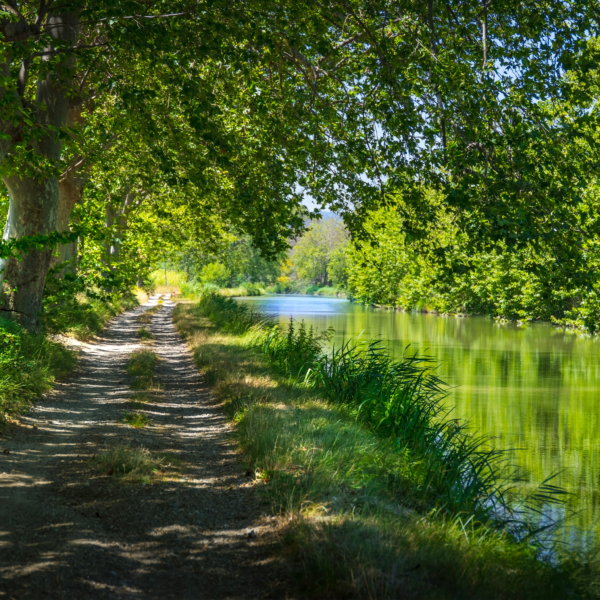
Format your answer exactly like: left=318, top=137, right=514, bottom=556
left=0, top=296, right=287, bottom=598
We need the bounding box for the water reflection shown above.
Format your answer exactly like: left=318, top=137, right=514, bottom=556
left=239, top=294, right=600, bottom=547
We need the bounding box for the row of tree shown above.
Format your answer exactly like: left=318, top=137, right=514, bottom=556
left=1, top=2, right=600, bottom=330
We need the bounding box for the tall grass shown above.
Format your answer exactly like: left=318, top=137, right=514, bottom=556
left=44, top=291, right=139, bottom=340
left=196, top=291, right=272, bottom=333
left=0, top=317, right=76, bottom=424
left=174, top=299, right=600, bottom=599
left=182, top=280, right=264, bottom=299
left=198, top=290, right=563, bottom=530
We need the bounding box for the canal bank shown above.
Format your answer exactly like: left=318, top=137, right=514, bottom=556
left=237, top=294, right=600, bottom=550
left=174, top=294, right=600, bottom=599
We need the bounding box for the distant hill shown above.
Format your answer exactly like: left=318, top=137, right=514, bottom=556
left=303, top=209, right=342, bottom=226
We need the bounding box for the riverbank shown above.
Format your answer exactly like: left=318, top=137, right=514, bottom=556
left=173, top=295, right=599, bottom=599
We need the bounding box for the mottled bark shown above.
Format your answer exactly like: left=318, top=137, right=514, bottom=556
left=0, top=12, right=79, bottom=331
left=50, top=106, right=88, bottom=276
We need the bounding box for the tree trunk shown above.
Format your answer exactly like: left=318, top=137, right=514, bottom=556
left=50, top=171, right=85, bottom=276
left=51, top=106, right=88, bottom=277
left=0, top=12, right=79, bottom=331
left=0, top=177, right=59, bottom=327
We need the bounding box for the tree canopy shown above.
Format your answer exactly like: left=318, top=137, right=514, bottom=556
left=0, top=1, right=599, bottom=329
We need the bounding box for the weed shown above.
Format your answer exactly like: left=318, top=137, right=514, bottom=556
left=137, top=327, right=154, bottom=341
left=126, top=349, right=159, bottom=390
left=93, top=445, right=163, bottom=483
left=122, top=411, right=150, bottom=428
left=137, top=305, right=160, bottom=325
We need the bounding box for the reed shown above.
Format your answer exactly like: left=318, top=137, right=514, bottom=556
left=198, top=290, right=563, bottom=529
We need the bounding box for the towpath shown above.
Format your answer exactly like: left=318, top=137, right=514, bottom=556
left=0, top=296, right=293, bottom=599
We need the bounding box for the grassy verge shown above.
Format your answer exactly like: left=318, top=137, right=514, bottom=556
left=173, top=296, right=599, bottom=600
left=44, top=291, right=142, bottom=341
left=0, top=317, right=76, bottom=425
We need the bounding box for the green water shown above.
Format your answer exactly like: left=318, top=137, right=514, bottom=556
left=239, top=294, right=600, bottom=546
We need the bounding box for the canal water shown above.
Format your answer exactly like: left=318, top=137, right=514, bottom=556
left=238, top=294, right=600, bottom=547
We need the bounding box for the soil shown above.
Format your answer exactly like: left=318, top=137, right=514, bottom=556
left=0, top=297, right=296, bottom=599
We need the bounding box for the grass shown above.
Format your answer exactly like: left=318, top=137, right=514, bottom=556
left=92, top=445, right=164, bottom=483
left=0, top=317, right=77, bottom=425
left=310, top=285, right=347, bottom=298
left=181, top=281, right=264, bottom=300
left=122, top=411, right=151, bottom=428
left=124, top=347, right=159, bottom=430
left=44, top=291, right=140, bottom=341
left=173, top=297, right=600, bottom=600
left=1, top=289, right=139, bottom=426
left=126, top=349, right=160, bottom=390
left=137, top=305, right=161, bottom=325
left=137, top=327, right=154, bottom=342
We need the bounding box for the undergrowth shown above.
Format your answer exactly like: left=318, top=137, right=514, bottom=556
left=0, top=317, right=76, bottom=425
left=44, top=291, right=140, bottom=340
left=173, top=294, right=600, bottom=600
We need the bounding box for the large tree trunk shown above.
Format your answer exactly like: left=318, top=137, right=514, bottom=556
left=0, top=177, right=59, bottom=325
left=0, top=12, right=79, bottom=331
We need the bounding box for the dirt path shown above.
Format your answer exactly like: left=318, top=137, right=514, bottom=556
left=0, top=297, right=294, bottom=600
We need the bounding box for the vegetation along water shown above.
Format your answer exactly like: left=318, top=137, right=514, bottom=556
left=238, top=294, right=600, bottom=550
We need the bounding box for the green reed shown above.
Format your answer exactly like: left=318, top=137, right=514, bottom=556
left=197, top=291, right=272, bottom=334
left=197, top=291, right=565, bottom=531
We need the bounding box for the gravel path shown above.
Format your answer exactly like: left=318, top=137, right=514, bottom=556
left=0, top=297, right=293, bottom=599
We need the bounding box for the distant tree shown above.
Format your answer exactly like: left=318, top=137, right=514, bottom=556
left=292, top=220, right=348, bottom=286
left=200, top=263, right=231, bottom=288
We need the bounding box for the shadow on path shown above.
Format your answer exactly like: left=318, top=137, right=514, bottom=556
left=0, top=297, right=293, bottom=599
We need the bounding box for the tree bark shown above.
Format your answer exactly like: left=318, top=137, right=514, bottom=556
left=0, top=12, right=79, bottom=331
left=50, top=107, right=88, bottom=276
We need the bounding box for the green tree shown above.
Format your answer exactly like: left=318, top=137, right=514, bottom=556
left=292, top=220, right=348, bottom=286
left=200, top=263, right=231, bottom=288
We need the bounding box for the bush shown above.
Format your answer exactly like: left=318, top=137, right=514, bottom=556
left=200, top=262, right=231, bottom=287
left=305, top=284, right=323, bottom=295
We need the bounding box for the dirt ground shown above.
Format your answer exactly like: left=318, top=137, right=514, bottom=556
left=0, top=296, right=296, bottom=599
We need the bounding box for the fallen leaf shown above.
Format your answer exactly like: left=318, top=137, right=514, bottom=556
left=2, top=449, right=9, bottom=455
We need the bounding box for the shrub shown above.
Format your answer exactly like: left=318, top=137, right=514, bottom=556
left=200, top=262, right=231, bottom=287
